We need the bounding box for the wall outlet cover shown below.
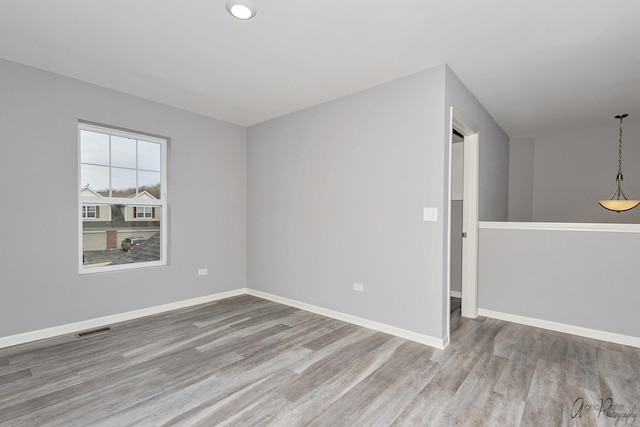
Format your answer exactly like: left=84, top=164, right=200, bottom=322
left=423, top=207, right=438, bottom=222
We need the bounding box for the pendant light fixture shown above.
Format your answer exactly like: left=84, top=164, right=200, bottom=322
left=598, top=114, right=640, bottom=212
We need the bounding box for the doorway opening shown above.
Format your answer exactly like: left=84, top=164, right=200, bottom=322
left=447, top=107, right=479, bottom=341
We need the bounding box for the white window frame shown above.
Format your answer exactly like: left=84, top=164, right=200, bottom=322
left=78, top=122, right=168, bottom=274
left=136, top=206, right=153, bottom=219
left=82, top=205, right=97, bottom=219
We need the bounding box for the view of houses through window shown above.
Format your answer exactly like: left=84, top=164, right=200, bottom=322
left=79, top=123, right=167, bottom=272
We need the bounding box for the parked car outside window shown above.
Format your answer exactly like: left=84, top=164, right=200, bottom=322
left=121, top=237, right=145, bottom=251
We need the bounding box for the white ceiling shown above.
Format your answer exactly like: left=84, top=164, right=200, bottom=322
left=1, top=0, right=639, bottom=137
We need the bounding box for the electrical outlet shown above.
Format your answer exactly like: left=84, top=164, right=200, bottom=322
left=353, top=282, right=364, bottom=292
left=423, top=207, right=438, bottom=222
left=198, top=268, right=208, bottom=276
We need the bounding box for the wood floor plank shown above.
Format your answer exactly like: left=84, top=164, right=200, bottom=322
left=279, top=332, right=393, bottom=403
left=390, top=381, right=456, bottom=426
left=306, top=341, right=437, bottom=426
left=267, top=336, right=406, bottom=425
left=444, top=352, right=509, bottom=425
left=478, top=392, right=526, bottom=427
left=0, top=368, right=32, bottom=385
left=566, top=336, right=601, bottom=394
left=0, top=295, right=638, bottom=426
left=520, top=359, right=567, bottom=426
left=168, top=369, right=296, bottom=426
left=11, top=369, right=171, bottom=427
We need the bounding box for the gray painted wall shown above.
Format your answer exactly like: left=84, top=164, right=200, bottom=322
left=508, top=123, right=640, bottom=223
left=247, top=64, right=510, bottom=341
left=0, top=60, right=247, bottom=338
left=531, top=123, right=640, bottom=223
left=508, top=138, right=534, bottom=221
left=248, top=66, right=448, bottom=339
left=444, top=66, right=510, bottom=223
left=479, top=226, right=640, bottom=338
left=1, top=58, right=509, bottom=344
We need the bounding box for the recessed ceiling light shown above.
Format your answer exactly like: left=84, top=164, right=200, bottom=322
left=226, top=1, right=257, bottom=20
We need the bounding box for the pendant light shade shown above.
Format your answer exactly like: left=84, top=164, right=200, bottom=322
left=598, top=114, right=640, bottom=212
left=599, top=199, right=640, bottom=212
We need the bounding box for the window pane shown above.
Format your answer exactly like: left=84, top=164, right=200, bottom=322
left=138, top=171, right=161, bottom=198
left=138, top=140, right=161, bottom=172
left=111, top=167, right=137, bottom=197
left=80, top=130, right=110, bottom=165
left=83, top=205, right=96, bottom=218
left=82, top=204, right=162, bottom=269
left=136, top=206, right=153, bottom=218
left=81, top=164, right=110, bottom=196
left=111, top=136, right=137, bottom=169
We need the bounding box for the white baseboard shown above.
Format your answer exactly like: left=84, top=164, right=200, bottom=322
left=7, top=290, right=636, bottom=352
left=478, top=308, right=640, bottom=349
left=0, top=288, right=247, bottom=349
left=450, top=291, right=462, bottom=298
left=246, top=289, right=446, bottom=350
left=1, top=287, right=445, bottom=350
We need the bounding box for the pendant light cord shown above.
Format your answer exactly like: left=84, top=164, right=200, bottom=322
left=618, top=116, right=624, bottom=179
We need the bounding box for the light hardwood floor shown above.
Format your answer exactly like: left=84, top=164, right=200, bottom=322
left=1, top=295, right=639, bottom=426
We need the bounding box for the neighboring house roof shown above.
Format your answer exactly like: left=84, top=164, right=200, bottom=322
left=130, top=190, right=157, bottom=200
left=111, top=233, right=161, bottom=265
left=82, top=185, right=158, bottom=200
left=81, top=186, right=104, bottom=197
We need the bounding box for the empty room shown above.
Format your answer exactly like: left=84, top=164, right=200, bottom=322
left=1, top=1, right=639, bottom=425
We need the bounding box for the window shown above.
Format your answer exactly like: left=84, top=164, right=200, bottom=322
left=79, top=122, right=167, bottom=273
left=82, top=205, right=97, bottom=218
left=135, top=206, right=153, bottom=219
